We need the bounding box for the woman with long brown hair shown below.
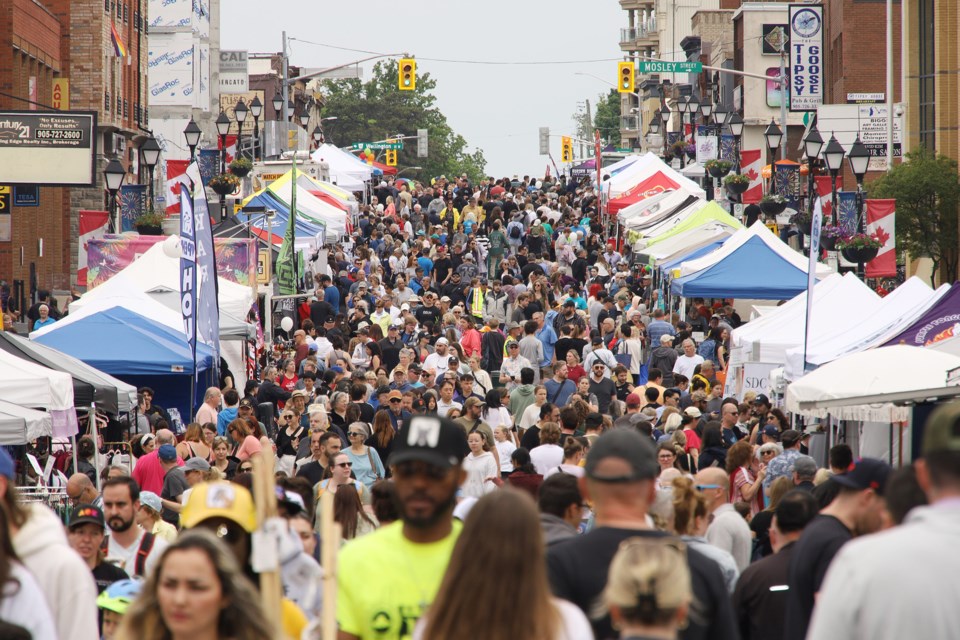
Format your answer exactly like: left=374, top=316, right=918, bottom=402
left=366, top=409, right=395, bottom=477
left=726, top=439, right=765, bottom=517
left=226, top=419, right=261, bottom=462
left=176, top=423, right=211, bottom=462
left=416, top=490, right=591, bottom=639
left=671, top=476, right=739, bottom=593
left=333, top=483, right=378, bottom=542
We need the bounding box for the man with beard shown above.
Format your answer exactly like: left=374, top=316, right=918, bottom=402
left=101, top=476, right=168, bottom=578
left=337, top=416, right=469, bottom=640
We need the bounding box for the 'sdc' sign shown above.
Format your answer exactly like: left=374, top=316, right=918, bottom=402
left=788, top=4, right=823, bottom=112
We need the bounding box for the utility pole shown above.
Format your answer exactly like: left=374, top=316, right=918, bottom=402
left=779, top=44, right=788, bottom=160
left=584, top=99, right=592, bottom=159
left=282, top=31, right=289, bottom=123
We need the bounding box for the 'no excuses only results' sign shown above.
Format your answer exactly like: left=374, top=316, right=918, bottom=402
left=0, top=110, right=96, bottom=186
left=788, top=4, right=823, bottom=112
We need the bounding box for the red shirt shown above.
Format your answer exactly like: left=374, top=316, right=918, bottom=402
left=131, top=450, right=184, bottom=494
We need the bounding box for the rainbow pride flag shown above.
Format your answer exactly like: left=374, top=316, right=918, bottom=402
left=110, top=22, right=127, bottom=58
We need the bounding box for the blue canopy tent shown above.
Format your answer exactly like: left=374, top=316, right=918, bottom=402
left=32, top=307, right=215, bottom=422
left=658, top=241, right=726, bottom=274
left=670, top=235, right=820, bottom=299
left=237, top=192, right=326, bottom=245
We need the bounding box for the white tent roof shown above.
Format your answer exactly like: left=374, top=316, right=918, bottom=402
left=731, top=273, right=881, bottom=367
left=269, top=180, right=349, bottom=237
left=785, top=345, right=960, bottom=422
left=70, top=242, right=255, bottom=335
left=311, top=144, right=371, bottom=191
left=643, top=224, right=735, bottom=264
left=783, top=277, right=940, bottom=380
left=619, top=190, right=701, bottom=228
left=681, top=162, right=705, bottom=177
left=678, top=221, right=834, bottom=279
left=605, top=153, right=706, bottom=199
left=40, top=286, right=191, bottom=340
left=0, top=399, right=52, bottom=445
left=629, top=199, right=708, bottom=240
left=0, top=348, right=74, bottom=413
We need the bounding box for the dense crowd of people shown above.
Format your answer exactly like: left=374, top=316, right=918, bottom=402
left=0, top=173, right=958, bottom=640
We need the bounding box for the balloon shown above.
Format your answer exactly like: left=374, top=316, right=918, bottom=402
left=162, top=234, right=182, bottom=259
left=280, top=317, right=294, bottom=332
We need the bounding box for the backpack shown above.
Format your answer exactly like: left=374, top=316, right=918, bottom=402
left=509, top=224, right=522, bottom=239
left=101, top=531, right=156, bottom=577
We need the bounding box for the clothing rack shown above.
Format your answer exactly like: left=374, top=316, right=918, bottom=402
left=16, top=486, right=71, bottom=524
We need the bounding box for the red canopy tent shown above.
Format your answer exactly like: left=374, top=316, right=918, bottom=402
left=370, top=160, right=397, bottom=176
left=607, top=171, right=681, bottom=215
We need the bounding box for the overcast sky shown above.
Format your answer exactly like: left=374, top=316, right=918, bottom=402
left=221, top=0, right=625, bottom=178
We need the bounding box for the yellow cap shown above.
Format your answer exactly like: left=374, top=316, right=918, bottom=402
left=181, top=481, right=257, bottom=533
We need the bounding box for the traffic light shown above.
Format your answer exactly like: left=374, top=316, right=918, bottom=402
left=618, top=61, right=635, bottom=93
left=398, top=58, right=416, bottom=91
left=385, top=149, right=398, bottom=166
left=539, top=127, right=550, bottom=155
left=561, top=136, right=573, bottom=163
left=417, top=128, right=428, bottom=158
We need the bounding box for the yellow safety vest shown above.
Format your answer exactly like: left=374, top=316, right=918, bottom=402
left=471, top=288, right=485, bottom=317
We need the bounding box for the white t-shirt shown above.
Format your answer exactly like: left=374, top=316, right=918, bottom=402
left=519, top=403, right=543, bottom=430
left=530, top=444, right=564, bottom=476
left=495, top=440, right=517, bottom=473
left=461, top=451, right=498, bottom=498
left=0, top=563, right=59, bottom=640
left=544, top=463, right=585, bottom=479
left=106, top=527, right=170, bottom=578
left=673, top=353, right=705, bottom=379
left=436, top=399, right=462, bottom=418
left=423, top=352, right=450, bottom=377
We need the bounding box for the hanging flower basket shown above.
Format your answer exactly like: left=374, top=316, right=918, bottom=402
left=841, top=247, right=879, bottom=263
left=685, top=143, right=696, bottom=160
left=229, top=157, right=252, bottom=178
left=759, top=194, right=787, bottom=216
left=209, top=172, right=240, bottom=196
left=820, top=235, right=837, bottom=251
left=133, top=211, right=165, bottom=235
left=705, top=159, right=733, bottom=179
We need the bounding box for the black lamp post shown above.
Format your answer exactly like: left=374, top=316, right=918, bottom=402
left=215, top=111, right=231, bottom=175
left=298, top=111, right=310, bottom=130
left=822, top=134, right=845, bottom=226
left=847, top=136, right=872, bottom=278
left=763, top=119, right=783, bottom=194
left=272, top=93, right=283, bottom=121
left=729, top=112, right=744, bottom=173
left=250, top=95, right=262, bottom=161
left=103, top=159, right=126, bottom=233
left=140, top=136, right=161, bottom=213
left=234, top=99, right=248, bottom=162
left=312, top=125, right=324, bottom=148
left=802, top=125, right=824, bottom=219
left=183, top=119, right=201, bottom=162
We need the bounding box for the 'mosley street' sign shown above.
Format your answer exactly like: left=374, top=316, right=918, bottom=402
left=638, top=61, right=703, bottom=74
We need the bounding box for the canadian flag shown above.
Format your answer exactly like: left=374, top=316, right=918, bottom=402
left=218, top=134, right=238, bottom=164
left=866, top=199, right=896, bottom=278
left=740, top=149, right=763, bottom=204
left=165, top=160, right=190, bottom=214
left=77, top=210, right=110, bottom=287
left=814, top=175, right=843, bottom=222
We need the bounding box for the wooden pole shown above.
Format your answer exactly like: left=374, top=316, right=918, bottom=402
left=320, top=490, right=341, bottom=640
left=251, top=447, right=282, bottom=639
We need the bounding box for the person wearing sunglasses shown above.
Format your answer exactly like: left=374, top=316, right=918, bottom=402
left=316, top=453, right=365, bottom=503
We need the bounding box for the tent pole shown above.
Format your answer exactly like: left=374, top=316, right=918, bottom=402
left=70, top=434, right=79, bottom=482
left=91, top=404, right=101, bottom=493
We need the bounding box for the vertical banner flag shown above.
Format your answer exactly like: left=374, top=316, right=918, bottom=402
left=802, top=196, right=823, bottom=371
left=110, top=21, right=127, bottom=58
left=118, top=184, right=147, bottom=232
left=177, top=163, right=220, bottom=361
left=179, top=188, right=197, bottom=369
left=865, top=198, right=897, bottom=278
left=740, top=149, right=763, bottom=204
left=695, top=126, right=718, bottom=165
left=774, top=162, right=801, bottom=213
left=276, top=154, right=298, bottom=294
left=788, top=4, right=823, bottom=112
left=836, top=192, right=857, bottom=231
left=77, top=210, right=110, bottom=287
left=165, top=160, right=190, bottom=214
left=814, top=175, right=843, bottom=224
left=197, top=149, right=218, bottom=185
left=720, top=135, right=737, bottom=163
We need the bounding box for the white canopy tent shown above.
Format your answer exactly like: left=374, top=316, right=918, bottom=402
left=785, top=345, right=960, bottom=422
left=619, top=190, right=702, bottom=229
left=311, top=144, right=372, bottom=191
left=783, top=277, right=942, bottom=380
left=605, top=153, right=706, bottom=199
left=0, top=399, right=52, bottom=445
left=0, top=348, right=75, bottom=437
left=641, top=224, right=735, bottom=265
left=677, top=221, right=834, bottom=279
left=681, top=162, right=705, bottom=178
left=628, top=199, right=707, bottom=240
left=268, top=180, right=349, bottom=238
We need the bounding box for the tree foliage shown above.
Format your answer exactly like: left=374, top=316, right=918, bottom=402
left=318, top=60, right=486, bottom=184
left=870, top=149, right=960, bottom=282
left=593, top=89, right=621, bottom=147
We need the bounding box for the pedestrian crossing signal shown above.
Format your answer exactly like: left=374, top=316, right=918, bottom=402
left=561, top=136, right=573, bottom=163
left=399, top=58, right=416, bottom=91
left=618, top=61, right=635, bottom=94
left=385, top=149, right=398, bottom=166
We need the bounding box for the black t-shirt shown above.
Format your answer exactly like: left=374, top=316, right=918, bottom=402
left=433, top=257, right=453, bottom=284
left=784, top=514, right=852, bottom=640
left=520, top=425, right=541, bottom=450
left=309, top=300, right=336, bottom=327
left=548, top=527, right=738, bottom=640
left=92, top=561, right=129, bottom=593
left=588, top=376, right=616, bottom=414
left=353, top=402, right=376, bottom=424
left=750, top=509, right=775, bottom=558
left=296, top=460, right=327, bottom=486
left=161, top=467, right=190, bottom=525
left=554, top=337, right=586, bottom=364
left=415, top=305, right=442, bottom=328
left=733, top=542, right=796, bottom=640
left=379, top=337, right=404, bottom=372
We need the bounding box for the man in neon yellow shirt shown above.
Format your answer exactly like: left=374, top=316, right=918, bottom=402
left=337, top=416, right=469, bottom=640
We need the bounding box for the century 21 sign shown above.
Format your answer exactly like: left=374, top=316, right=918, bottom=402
left=788, top=4, right=823, bottom=112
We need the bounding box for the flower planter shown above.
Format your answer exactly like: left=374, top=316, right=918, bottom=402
left=230, top=166, right=251, bottom=178
left=725, top=181, right=749, bottom=196
left=759, top=200, right=787, bottom=216
left=708, top=165, right=731, bottom=179
left=820, top=235, right=837, bottom=251
left=841, top=247, right=879, bottom=263
left=135, top=224, right=163, bottom=235
left=211, top=182, right=235, bottom=196
left=686, top=149, right=696, bottom=160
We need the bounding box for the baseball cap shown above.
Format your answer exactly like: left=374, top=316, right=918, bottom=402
left=563, top=299, right=576, bottom=307
left=683, top=407, right=702, bottom=418
left=436, top=337, right=449, bottom=346
left=753, top=394, right=771, bottom=406
left=181, top=481, right=257, bottom=533
left=761, top=424, right=780, bottom=439
left=793, top=455, right=818, bottom=479
left=591, top=335, right=603, bottom=345
left=0, top=447, right=13, bottom=479
left=781, top=429, right=801, bottom=447
left=921, top=402, right=960, bottom=455
left=387, top=390, right=403, bottom=401
left=440, top=296, right=452, bottom=303
left=158, top=444, right=177, bottom=462
left=831, top=458, right=893, bottom=495
left=239, top=397, right=255, bottom=409
left=463, top=396, right=485, bottom=410
left=584, top=427, right=659, bottom=482
left=330, top=366, right=344, bottom=374
left=139, top=491, right=162, bottom=513
left=389, top=416, right=470, bottom=469
left=184, top=457, right=211, bottom=473
left=625, top=393, right=643, bottom=407
left=659, top=334, right=673, bottom=344
left=68, top=504, right=105, bottom=530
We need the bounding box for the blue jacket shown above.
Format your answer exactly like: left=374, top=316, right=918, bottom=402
left=217, top=407, right=238, bottom=436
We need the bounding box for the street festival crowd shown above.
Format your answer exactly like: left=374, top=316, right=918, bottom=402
left=0, top=173, right=958, bottom=640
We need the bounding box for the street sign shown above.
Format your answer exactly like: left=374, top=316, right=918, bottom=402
left=351, top=142, right=403, bottom=150
left=638, top=61, right=702, bottom=74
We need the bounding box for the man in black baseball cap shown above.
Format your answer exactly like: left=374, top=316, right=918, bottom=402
left=337, top=416, right=469, bottom=640
left=547, top=427, right=737, bottom=640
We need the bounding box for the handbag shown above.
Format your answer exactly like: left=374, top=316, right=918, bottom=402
left=366, top=447, right=383, bottom=480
